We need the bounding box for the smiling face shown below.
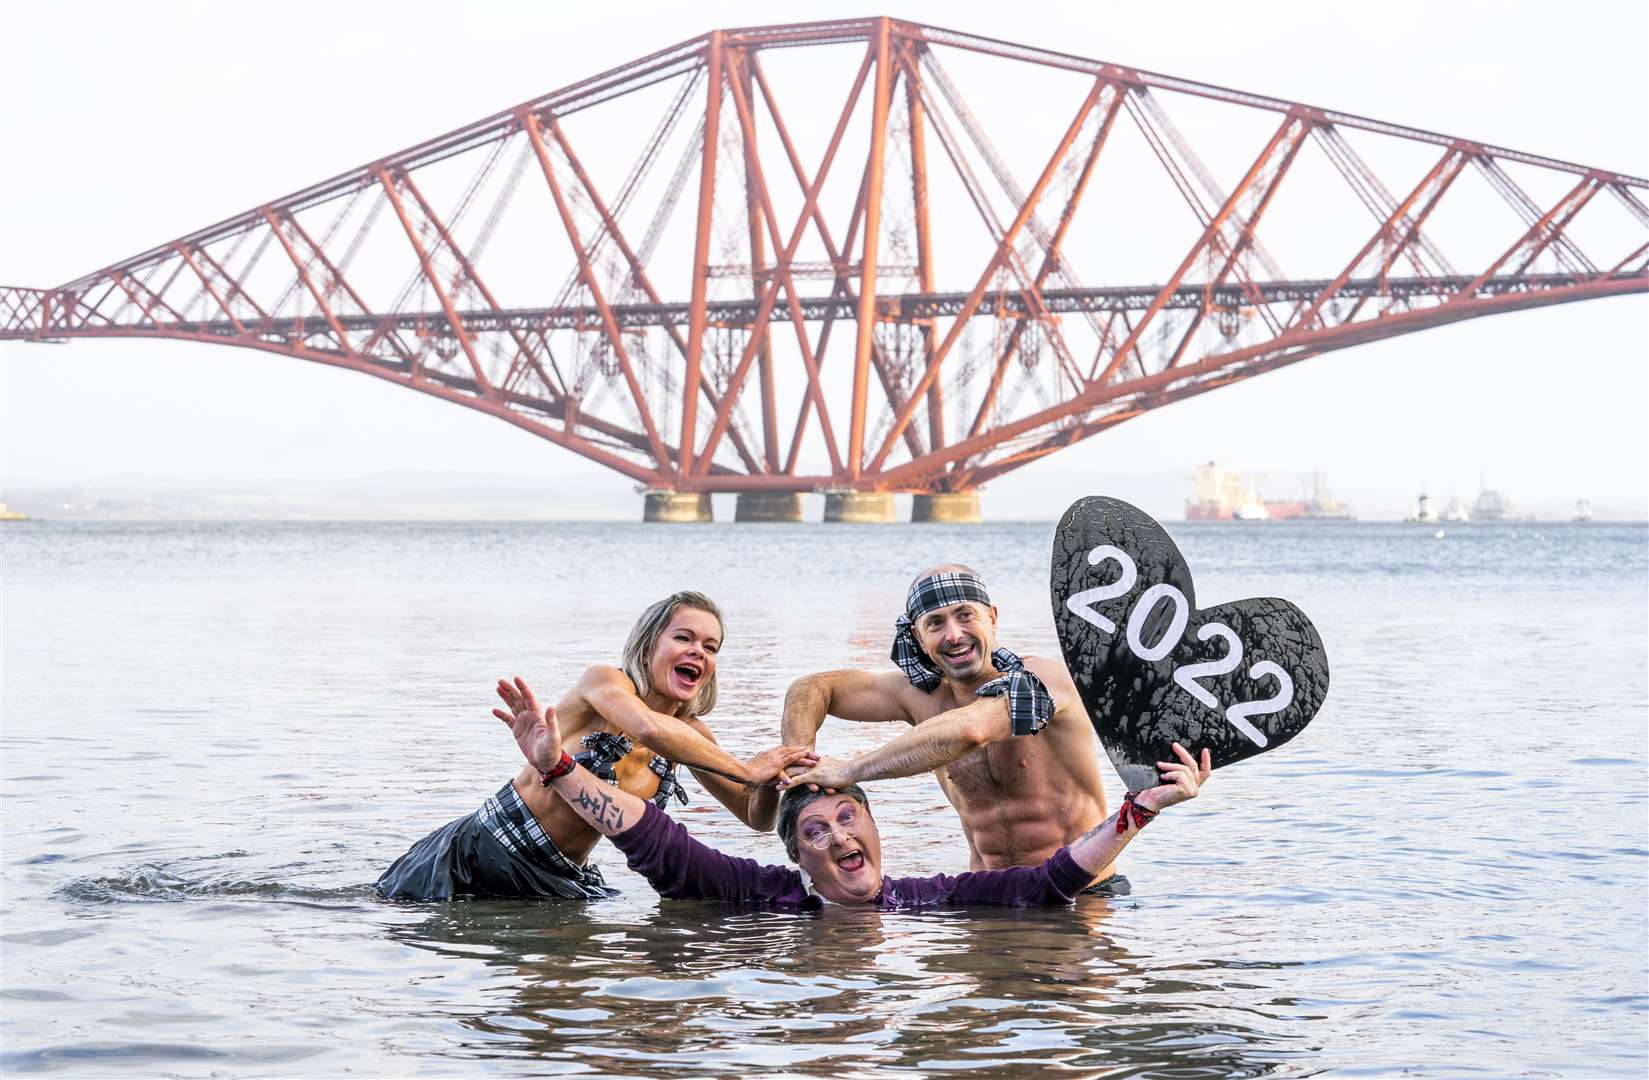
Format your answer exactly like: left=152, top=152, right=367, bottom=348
left=912, top=599, right=999, bottom=683
left=793, top=794, right=883, bottom=904
left=646, top=606, right=721, bottom=708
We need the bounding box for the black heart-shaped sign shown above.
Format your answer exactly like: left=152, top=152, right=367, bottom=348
left=1050, top=495, right=1330, bottom=793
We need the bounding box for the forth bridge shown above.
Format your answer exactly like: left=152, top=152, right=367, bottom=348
left=3, top=17, right=1644, bottom=521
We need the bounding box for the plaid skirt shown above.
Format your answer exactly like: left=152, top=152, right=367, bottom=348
left=376, top=781, right=617, bottom=901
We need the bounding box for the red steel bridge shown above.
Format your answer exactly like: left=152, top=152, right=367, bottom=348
left=3, top=17, right=1645, bottom=520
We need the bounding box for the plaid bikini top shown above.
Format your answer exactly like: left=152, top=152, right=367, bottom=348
left=573, top=731, right=689, bottom=808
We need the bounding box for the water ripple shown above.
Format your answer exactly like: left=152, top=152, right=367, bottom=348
left=52, top=864, right=373, bottom=907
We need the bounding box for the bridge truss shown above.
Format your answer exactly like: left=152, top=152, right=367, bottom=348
left=3, top=17, right=1645, bottom=494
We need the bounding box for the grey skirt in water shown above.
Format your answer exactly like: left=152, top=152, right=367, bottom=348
left=376, top=781, right=617, bottom=901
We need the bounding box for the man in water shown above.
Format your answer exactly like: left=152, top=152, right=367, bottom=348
left=498, top=676, right=1210, bottom=908
left=779, top=565, right=1131, bottom=892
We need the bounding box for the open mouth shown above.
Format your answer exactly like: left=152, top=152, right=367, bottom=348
left=835, top=849, right=865, bottom=872
left=673, top=661, right=703, bottom=686
left=940, top=642, right=978, bottom=665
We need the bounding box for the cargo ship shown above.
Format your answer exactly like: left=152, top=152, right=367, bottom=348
left=1185, top=463, right=1354, bottom=521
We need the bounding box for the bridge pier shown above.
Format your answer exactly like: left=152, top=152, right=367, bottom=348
left=822, top=491, right=895, bottom=524
left=642, top=490, right=712, bottom=523
left=912, top=491, right=982, bottom=524
left=734, top=492, right=804, bottom=523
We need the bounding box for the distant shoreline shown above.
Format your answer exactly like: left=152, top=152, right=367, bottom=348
left=3, top=515, right=1643, bottom=526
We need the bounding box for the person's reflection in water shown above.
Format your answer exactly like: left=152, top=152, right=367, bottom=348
left=382, top=889, right=1310, bottom=1076
left=382, top=899, right=910, bottom=1073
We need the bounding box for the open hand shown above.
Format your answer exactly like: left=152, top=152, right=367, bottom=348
left=778, top=754, right=857, bottom=793
left=492, top=676, right=562, bottom=773
left=743, top=745, right=819, bottom=787
left=1138, top=742, right=1212, bottom=812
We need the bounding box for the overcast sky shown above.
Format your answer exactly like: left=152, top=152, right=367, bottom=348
left=2, top=1, right=1645, bottom=518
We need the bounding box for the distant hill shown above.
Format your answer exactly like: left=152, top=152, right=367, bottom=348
left=0, top=471, right=640, bottom=521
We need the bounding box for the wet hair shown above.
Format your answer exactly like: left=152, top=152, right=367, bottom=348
left=776, top=784, right=872, bottom=862
left=621, top=591, right=723, bottom=719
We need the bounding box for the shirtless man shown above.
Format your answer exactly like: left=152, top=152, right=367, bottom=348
left=780, top=565, right=1128, bottom=892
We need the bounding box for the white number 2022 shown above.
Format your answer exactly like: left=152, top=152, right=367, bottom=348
left=1065, top=546, right=1292, bottom=748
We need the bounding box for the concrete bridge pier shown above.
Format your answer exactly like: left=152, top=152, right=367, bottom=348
left=912, top=491, right=982, bottom=523
left=823, top=491, right=895, bottom=523
left=642, top=490, right=713, bottom=523
left=734, top=492, right=804, bottom=522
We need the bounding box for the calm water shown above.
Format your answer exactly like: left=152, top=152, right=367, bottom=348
left=2, top=518, right=1646, bottom=1078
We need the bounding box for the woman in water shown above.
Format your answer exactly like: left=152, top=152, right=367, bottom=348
left=376, top=590, right=814, bottom=900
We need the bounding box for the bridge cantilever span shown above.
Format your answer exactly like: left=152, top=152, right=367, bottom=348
left=5, top=274, right=1616, bottom=338
left=4, top=16, right=1645, bottom=518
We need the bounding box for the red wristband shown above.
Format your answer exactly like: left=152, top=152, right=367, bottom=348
left=1115, top=790, right=1159, bottom=834
left=538, top=751, right=575, bottom=786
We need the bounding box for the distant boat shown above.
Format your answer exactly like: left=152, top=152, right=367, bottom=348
left=1272, top=468, right=1355, bottom=521
left=1473, top=489, right=1507, bottom=522
left=1186, top=462, right=1356, bottom=521
left=1407, top=492, right=1438, bottom=524
left=1574, top=499, right=1594, bottom=523
left=1441, top=497, right=1471, bottom=523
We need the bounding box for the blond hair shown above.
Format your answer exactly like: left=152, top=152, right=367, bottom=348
left=620, top=591, right=723, bottom=718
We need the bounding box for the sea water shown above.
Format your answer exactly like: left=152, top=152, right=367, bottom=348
left=2, top=519, right=1645, bottom=1077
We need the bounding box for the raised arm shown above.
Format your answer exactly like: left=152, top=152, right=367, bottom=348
left=779, top=668, right=913, bottom=748
left=783, top=692, right=1012, bottom=790
left=785, top=654, right=1080, bottom=790
left=1066, top=743, right=1212, bottom=881
left=494, top=677, right=648, bottom=838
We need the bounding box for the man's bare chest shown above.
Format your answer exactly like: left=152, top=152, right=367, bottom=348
left=936, top=738, right=1041, bottom=799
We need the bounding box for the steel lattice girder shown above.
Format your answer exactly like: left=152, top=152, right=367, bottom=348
left=3, top=17, right=1646, bottom=494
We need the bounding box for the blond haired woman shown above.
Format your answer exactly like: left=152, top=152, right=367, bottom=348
left=377, top=591, right=813, bottom=900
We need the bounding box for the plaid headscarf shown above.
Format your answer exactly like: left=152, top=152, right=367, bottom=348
left=891, top=572, right=1053, bottom=737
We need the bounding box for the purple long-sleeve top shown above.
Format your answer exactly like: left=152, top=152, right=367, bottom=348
left=610, top=802, right=1093, bottom=910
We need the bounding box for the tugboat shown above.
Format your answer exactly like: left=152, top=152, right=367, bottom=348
left=1233, top=492, right=1271, bottom=521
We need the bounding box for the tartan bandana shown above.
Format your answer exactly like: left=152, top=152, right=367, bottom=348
left=977, top=659, right=1054, bottom=737
left=890, top=573, right=1053, bottom=736
left=891, top=572, right=992, bottom=690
